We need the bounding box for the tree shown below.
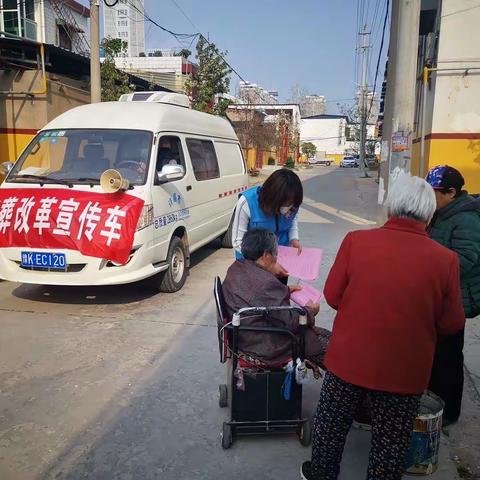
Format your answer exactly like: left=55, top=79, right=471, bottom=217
left=185, top=36, right=232, bottom=116
left=232, top=107, right=277, bottom=153
left=152, top=50, right=163, bottom=57
left=301, top=142, right=317, bottom=159
left=288, top=84, right=326, bottom=117
left=287, top=84, right=310, bottom=104
left=100, top=37, right=133, bottom=102
left=176, top=48, right=191, bottom=59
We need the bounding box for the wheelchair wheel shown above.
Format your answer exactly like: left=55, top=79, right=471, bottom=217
left=299, top=419, right=312, bottom=447
left=219, top=384, right=228, bottom=408
left=221, top=422, right=233, bottom=449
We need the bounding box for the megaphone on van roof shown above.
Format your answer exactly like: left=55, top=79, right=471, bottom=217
left=100, top=169, right=130, bottom=193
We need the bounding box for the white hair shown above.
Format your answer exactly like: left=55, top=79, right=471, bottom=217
left=385, top=171, right=436, bottom=223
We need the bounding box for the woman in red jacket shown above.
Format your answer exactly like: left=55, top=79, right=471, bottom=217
left=301, top=173, right=465, bottom=480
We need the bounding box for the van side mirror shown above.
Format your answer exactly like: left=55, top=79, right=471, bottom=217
left=156, top=164, right=185, bottom=184
left=1, top=162, right=14, bottom=175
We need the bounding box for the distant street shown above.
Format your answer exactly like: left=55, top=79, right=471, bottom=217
left=0, top=167, right=467, bottom=479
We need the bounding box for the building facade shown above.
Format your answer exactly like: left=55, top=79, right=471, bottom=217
left=300, top=114, right=376, bottom=164
left=238, top=81, right=278, bottom=105
left=0, top=0, right=90, bottom=55
left=300, top=114, right=350, bottom=164
left=103, top=0, right=145, bottom=57
left=113, top=55, right=195, bottom=93
left=227, top=103, right=301, bottom=169
left=300, top=95, right=326, bottom=117
left=409, top=0, right=480, bottom=194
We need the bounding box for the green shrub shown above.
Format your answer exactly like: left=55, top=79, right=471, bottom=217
left=285, top=156, right=295, bottom=169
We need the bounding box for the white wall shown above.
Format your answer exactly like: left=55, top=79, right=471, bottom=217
left=300, top=118, right=348, bottom=155
left=430, top=0, right=480, bottom=133
left=114, top=56, right=184, bottom=73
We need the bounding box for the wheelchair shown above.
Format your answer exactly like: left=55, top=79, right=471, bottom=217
left=214, top=276, right=312, bottom=449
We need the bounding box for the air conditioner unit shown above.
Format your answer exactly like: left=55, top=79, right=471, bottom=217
left=118, top=91, right=190, bottom=108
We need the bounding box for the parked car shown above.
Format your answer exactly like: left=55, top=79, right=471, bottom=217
left=0, top=92, right=248, bottom=293
left=340, top=156, right=358, bottom=168
left=308, top=156, right=332, bottom=166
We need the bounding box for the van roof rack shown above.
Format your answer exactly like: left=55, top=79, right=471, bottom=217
left=118, top=91, right=190, bottom=108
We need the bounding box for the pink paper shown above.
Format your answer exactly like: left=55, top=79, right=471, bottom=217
left=277, top=246, right=323, bottom=281
left=291, top=282, right=323, bottom=307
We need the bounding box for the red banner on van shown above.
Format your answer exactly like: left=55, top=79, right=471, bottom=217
left=0, top=188, right=144, bottom=264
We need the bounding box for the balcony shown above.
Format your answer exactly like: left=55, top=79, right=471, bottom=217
left=1, top=13, right=37, bottom=41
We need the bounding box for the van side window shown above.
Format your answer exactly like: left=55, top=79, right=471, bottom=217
left=156, top=136, right=185, bottom=175
left=186, top=138, right=220, bottom=181
left=214, top=142, right=246, bottom=176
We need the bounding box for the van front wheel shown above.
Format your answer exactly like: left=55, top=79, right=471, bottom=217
left=156, top=236, right=188, bottom=293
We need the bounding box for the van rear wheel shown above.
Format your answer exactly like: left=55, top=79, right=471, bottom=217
left=155, top=236, right=188, bottom=293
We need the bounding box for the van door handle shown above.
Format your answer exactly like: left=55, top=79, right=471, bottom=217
left=186, top=185, right=192, bottom=191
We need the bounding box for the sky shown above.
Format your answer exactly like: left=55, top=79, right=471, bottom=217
left=94, top=0, right=390, bottom=114
left=143, top=0, right=390, bottom=112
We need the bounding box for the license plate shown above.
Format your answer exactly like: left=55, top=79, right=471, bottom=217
left=21, top=251, right=67, bottom=270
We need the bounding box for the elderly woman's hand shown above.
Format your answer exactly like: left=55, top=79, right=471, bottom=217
left=306, top=300, right=320, bottom=316
left=270, top=261, right=289, bottom=278
left=288, top=284, right=302, bottom=294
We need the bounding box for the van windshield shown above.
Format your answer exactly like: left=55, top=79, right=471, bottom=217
left=7, top=129, right=152, bottom=186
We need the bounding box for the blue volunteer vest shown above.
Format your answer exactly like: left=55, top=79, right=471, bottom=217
left=235, top=185, right=295, bottom=259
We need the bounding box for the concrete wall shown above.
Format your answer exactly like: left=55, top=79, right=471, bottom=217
left=0, top=69, right=90, bottom=173
left=300, top=117, right=348, bottom=163
left=412, top=0, right=480, bottom=193
left=114, top=56, right=184, bottom=74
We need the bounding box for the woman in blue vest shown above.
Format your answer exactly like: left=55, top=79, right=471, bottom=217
left=232, top=168, right=303, bottom=279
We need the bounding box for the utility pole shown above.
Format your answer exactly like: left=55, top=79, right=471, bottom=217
left=90, top=0, right=101, bottom=103
left=358, top=29, right=370, bottom=178
left=379, top=0, right=420, bottom=197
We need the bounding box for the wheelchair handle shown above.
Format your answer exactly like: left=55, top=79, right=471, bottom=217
left=233, top=306, right=308, bottom=326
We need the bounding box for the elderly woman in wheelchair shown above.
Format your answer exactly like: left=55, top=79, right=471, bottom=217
left=222, top=228, right=330, bottom=368
left=214, top=228, right=330, bottom=448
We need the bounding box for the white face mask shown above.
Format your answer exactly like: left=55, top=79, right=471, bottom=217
left=280, top=205, right=293, bottom=216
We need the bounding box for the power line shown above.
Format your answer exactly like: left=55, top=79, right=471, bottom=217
left=169, top=0, right=201, bottom=33
left=121, top=0, right=247, bottom=82
left=125, top=0, right=199, bottom=40
left=369, top=0, right=382, bottom=41
left=372, top=0, right=388, bottom=46
left=367, top=0, right=390, bottom=120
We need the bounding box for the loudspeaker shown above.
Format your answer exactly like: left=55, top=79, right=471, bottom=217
left=100, top=169, right=130, bottom=193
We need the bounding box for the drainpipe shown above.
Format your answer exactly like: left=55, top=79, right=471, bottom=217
left=419, top=66, right=429, bottom=176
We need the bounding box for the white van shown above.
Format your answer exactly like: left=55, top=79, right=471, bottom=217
left=0, top=93, right=247, bottom=292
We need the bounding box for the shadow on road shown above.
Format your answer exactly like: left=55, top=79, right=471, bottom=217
left=11, top=240, right=224, bottom=306
left=301, top=167, right=381, bottom=223
left=36, top=318, right=331, bottom=480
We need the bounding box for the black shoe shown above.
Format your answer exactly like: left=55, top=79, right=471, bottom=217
left=300, top=461, right=314, bottom=480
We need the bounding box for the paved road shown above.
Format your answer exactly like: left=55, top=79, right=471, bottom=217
left=0, top=167, right=459, bottom=479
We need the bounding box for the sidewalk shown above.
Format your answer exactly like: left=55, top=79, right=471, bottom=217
left=446, top=320, right=480, bottom=479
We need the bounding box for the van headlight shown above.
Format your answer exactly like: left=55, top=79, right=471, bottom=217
left=136, top=204, right=154, bottom=231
